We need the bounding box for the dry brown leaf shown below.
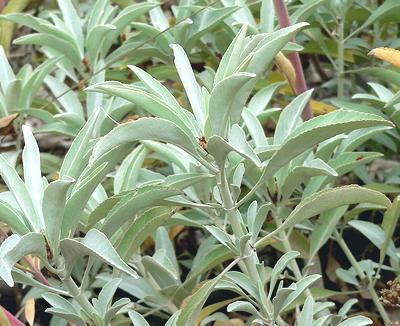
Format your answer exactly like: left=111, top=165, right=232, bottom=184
left=0, top=113, right=18, bottom=136
left=275, top=52, right=296, bottom=92
left=368, top=47, right=400, bottom=68
left=24, top=297, right=35, bottom=326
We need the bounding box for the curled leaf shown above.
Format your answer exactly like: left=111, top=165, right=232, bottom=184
left=368, top=47, right=400, bottom=68
left=275, top=52, right=296, bottom=90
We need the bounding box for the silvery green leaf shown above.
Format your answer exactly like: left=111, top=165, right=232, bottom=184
left=183, top=6, right=240, bottom=50
left=268, top=111, right=392, bottom=178
left=336, top=268, right=359, bottom=286
left=229, top=124, right=261, bottom=166
left=60, top=229, right=138, bottom=279
left=0, top=46, right=15, bottom=93
left=380, top=196, right=400, bottom=265
left=214, top=24, right=248, bottom=84
left=310, top=206, right=348, bottom=258
left=281, top=158, right=337, bottom=200
left=56, top=0, right=84, bottom=56
left=171, top=44, right=205, bottom=128
left=60, top=109, right=100, bottom=179
left=242, top=108, right=267, bottom=148
left=109, top=2, right=158, bottom=37
left=349, top=220, right=397, bottom=260
left=233, top=163, right=245, bottom=187
left=247, top=23, right=309, bottom=76
left=43, top=176, right=75, bottom=254
left=312, top=315, right=333, bottom=326
left=87, top=63, right=106, bottom=118
left=0, top=154, right=40, bottom=231
left=260, top=0, right=274, bottom=33
left=141, top=255, right=180, bottom=289
left=129, top=311, right=150, bottom=326
left=19, top=56, right=61, bottom=110
left=92, top=278, right=122, bottom=316
left=104, top=298, right=130, bottom=325
left=15, top=34, right=84, bottom=71
left=91, top=118, right=202, bottom=163
left=44, top=76, right=84, bottom=118
left=0, top=233, right=48, bottom=286
left=43, top=293, right=86, bottom=326
left=176, top=277, right=220, bottom=326
left=114, top=145, right=148, bottom=194
left=273, top=285, right=296, bottom=319
left=279, top=275, right=321, bottom=313
left=149, top=1, right=169, bottom=29
left=155, top=227, right=179, bottom=273
left=127, top=65, right=186, bottom=117
left=338, top=298, right=358, bottom=317
left=86, top=80, right=197, bottom=138
left=5, top=79, right=21, bottom=113
left=204, top=226, right=235, bottom=251
left=86, top=24, right=115, bottom=65
left=337, top=126, right=392, bottom=153
left=274, top=89, right=313, bottom=145
left=22, top=125, right=43, bottom=221
left=337, top=316, right=372, bottom=326
left=0, top=200, right=30, bottom=234
left=270, top=186, right=391, bottom=240
left=227, top=300, right=259, bottom=315
left=61, top=163, right=107, bottom=238
left=209, top=72, right=256, bottom=137
left=186, top=238, right=235, bottom=284
left=221, top=0, right=256, bottom=27
left=249, top=202, right=271, bottom=243
left=303, top=152, right=383, bottom=198
left=269, top=251, right=300, bottom=298
left=99, top=186, right=181, bottom=237
left=247, top=82, right=286, bottom=115
left=315, top=135, right=346, bottom=161
left=298, top=296, right=314, bottom=326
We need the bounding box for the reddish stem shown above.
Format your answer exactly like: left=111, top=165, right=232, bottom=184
left=273, top=0, right=313, bottom=121
left=23, top=257, right=50, bottom=286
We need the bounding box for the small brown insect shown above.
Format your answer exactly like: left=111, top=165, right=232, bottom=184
left=356, top=155, right=364, bottom=161
left=198, top=136, right=207, bottom=150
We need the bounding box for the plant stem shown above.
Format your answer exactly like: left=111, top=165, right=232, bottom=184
left=337, top=16, right=345, bottom=99
left=333, top=229, right=390, bottom=323
left=274, top=208, right=313, bottom=298
left=63, top=276, right=99, bottom=323
left=272, top=0, right=313, bottom=121
left=217, top=171, right=273, bottom=319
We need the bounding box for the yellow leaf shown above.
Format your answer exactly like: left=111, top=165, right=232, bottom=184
left=24, top=298, right=35, bottom=326
left=195, top=297, right=239, bottom=326
left=368, top=47, right=400, bottom=68
left=309, top=100, right=335, bottom=116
